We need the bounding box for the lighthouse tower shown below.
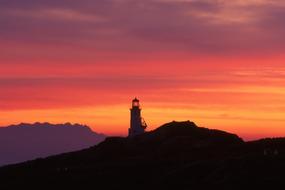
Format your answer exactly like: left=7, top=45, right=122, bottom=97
left=128, top=98, right=147, bottom=137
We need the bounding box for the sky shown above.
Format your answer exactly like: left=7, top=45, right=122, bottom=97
left=1, top=0, right=285, bottom=140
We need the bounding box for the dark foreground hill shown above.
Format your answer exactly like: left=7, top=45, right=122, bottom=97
left=0, top=122, right=106, bottom=166
left=0, top=121, right=285, bottom=189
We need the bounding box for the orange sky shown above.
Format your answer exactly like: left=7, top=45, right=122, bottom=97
left=1, top=0, right=285, bottom=140
left=1, top=56, right=285, bottom=140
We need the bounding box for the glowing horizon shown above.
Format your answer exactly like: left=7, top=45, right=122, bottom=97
left=1, top=0, right=285, bottom=140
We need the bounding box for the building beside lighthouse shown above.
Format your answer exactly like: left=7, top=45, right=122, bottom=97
left=128, top=98, right=147, bottom=137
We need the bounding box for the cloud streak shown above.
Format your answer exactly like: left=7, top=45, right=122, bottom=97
left=1, top=0, right=285, bottom=56
left=0, top=0, right=285, bottom=139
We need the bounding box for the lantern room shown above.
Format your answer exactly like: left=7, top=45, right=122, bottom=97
left=132, top=98, right=140, bottom=108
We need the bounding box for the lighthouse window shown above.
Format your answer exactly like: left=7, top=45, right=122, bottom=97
left=133, top=101, right=139, bottom=107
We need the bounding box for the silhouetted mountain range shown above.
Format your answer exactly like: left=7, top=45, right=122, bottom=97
left=0, top=121, right=285, bottom=189
left=0, top=122, right=106, bottom=166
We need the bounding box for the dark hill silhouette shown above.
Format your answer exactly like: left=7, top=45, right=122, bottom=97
left=0, top=122, right=106, bottom=166
left=94, top=121, right=243, bottom=158
left=0, top=121, right=285, bottom=189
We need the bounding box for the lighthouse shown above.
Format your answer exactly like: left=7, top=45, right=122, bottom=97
left=128, top=98, right=147, bottom=137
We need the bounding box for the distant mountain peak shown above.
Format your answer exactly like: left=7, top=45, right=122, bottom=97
left=0, top=122, right=106, bottom=166
left=6, top=122, right=91, bottom=129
